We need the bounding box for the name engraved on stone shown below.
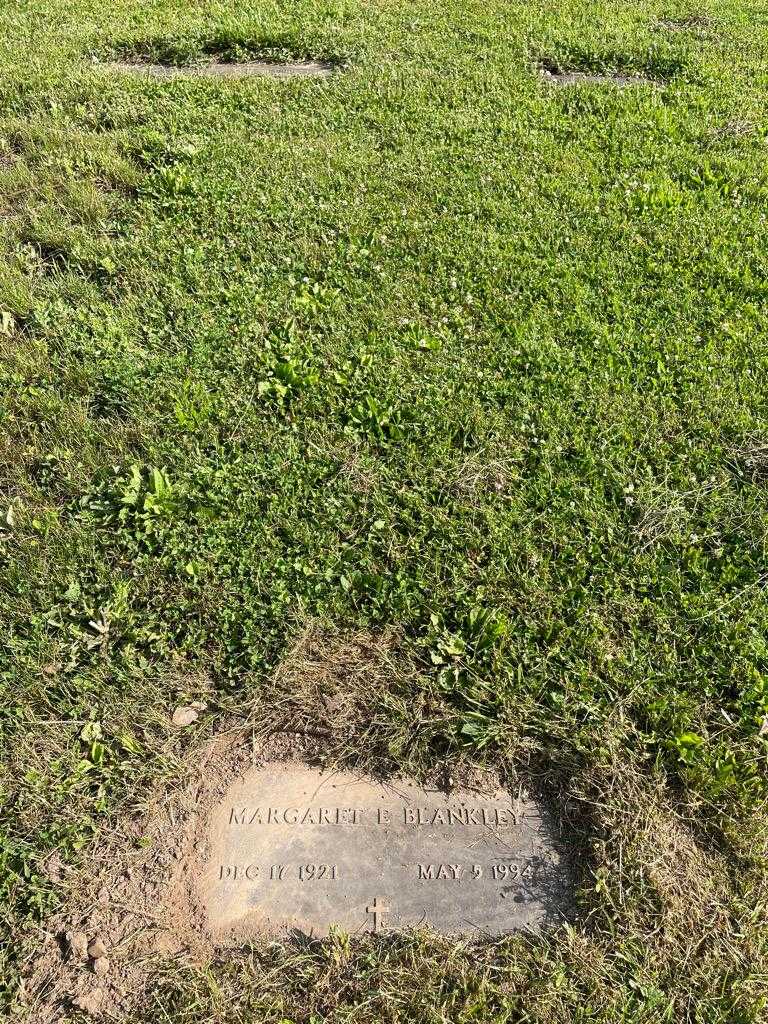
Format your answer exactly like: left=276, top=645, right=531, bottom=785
left=228, top=805, right=518, bottom=827
left=199, top=763, right=570, bottom=938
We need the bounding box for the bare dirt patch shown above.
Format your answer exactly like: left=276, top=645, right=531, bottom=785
left=20, top=732, right=313, bottom=1022
left=19, top=726, right=573, bottom=1021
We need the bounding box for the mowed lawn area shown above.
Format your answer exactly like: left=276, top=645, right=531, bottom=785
left=1, top=0, right=767, bottom=1020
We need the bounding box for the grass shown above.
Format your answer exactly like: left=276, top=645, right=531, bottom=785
left=1, top=0, right=767, bottom=1019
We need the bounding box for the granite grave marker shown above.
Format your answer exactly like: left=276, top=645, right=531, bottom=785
left=198, top=763, right=570, bottom=937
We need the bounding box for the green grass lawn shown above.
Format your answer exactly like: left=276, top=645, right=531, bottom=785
left=1, top=0, right=767, bottom=1019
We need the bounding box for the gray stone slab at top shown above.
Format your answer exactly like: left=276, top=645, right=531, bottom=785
left=103, top=61, right=335, bottom=79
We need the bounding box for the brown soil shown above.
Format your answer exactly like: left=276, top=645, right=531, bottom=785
left=18, top=731, right=304, bottom=1021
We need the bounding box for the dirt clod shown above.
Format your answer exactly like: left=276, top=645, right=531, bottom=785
left=172, top=706, right=199, bottom=727
left=87, top=936, right=107, bottom=959
left=64, top=931, right=89, bottom=962
left=44, top=851, right=66, bottom=882
left=72, top=989, right=104, bottom=1016
left=92, top=956, right=110, bottom=977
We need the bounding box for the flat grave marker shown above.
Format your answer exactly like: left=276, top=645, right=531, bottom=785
left=539, top=67, right=657, bottom=87
left=198, top=763, right=571, bottom=937
left=101, top=61, right=335, bottom=80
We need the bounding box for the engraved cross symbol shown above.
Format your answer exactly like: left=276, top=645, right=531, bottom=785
left=366, top=897, right=390, bottom=933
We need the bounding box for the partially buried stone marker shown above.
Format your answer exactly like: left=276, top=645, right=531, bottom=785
left=103, top=61, right=335, bottom=80
left=199, top=763, right=570, bottom=937
left=539, top=67, right=656, bottom=87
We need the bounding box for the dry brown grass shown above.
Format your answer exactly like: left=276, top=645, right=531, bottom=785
left=451, top=448, right=520, bottom=499
left=729, top=436, right=768, bottom=485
